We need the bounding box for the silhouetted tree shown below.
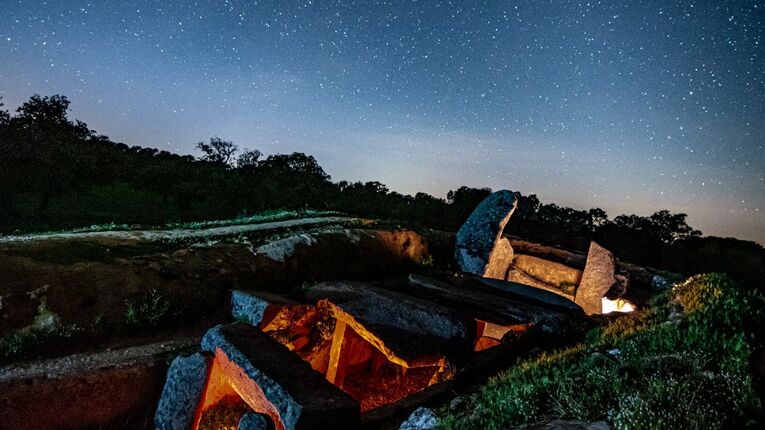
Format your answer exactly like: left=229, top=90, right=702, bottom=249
left=196, top=136, right=237, bottom=166
left=236, top=148, right=262, bottom=170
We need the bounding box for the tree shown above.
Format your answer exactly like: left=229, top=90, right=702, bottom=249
left=196, top=136, right=237, bottom=166
left=0, top=97, right=9, bottom=126
left=3, top=94, right=93, bottom=216
left=236, top=148, right=262, bottom=170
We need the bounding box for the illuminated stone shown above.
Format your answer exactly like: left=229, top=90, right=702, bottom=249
left=575, top=242, right=617, bottom=315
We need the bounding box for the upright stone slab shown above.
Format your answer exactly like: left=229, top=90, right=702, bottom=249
left=155, top=352, right=211, bottom=430
left=574, top=242, right=616, bottom=315
left=483, top=237, right=514, bottom=280
left=454, top=190, right=517, bottom=277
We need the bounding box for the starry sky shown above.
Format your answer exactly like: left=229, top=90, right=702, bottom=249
left=1, top=0, right=763, bottom=244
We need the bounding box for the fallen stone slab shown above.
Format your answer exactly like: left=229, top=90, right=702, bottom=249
left=513, top=254, right=583, bottom=288
left=200, top=323, right=359, bottom=430
left=454, top=190, right=517, bottom=277
left=506, top=268, right=573, bottom=298
left=445, top=275, right=583, bottom=313
left=507, top=237, right=680, bottom=292
left=407, top=275, right=583, bottom=334
left=575, top=242, right=617, bottom=315
left=155, top=352, right=211, bottom=430
left=306, top=281, right=473, bottom=362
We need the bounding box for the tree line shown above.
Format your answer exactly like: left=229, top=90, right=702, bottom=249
left=0, top=95, right=762, bottom=284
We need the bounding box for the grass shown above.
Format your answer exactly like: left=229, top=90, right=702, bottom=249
left=125, top=289, right=171, bottom=329
left=438, top=273, right=764, bottom=430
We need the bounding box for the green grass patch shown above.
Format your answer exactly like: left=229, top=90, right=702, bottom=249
left=125, top=289, right=171, bottom=330
left=439, top=273, right=764, bottom=430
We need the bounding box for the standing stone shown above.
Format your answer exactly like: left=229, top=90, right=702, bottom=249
left=483, top=237, right=514, bottom=279
left=575, top=242, right=616, bottom=315
left=155, top=352, right=211, bottom=430
left=454, top=190, right=517, bottom=277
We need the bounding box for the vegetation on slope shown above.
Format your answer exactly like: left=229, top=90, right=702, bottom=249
left=2, top=95, right=762, bottom=286
left=439, top=273, right=764, bottom=429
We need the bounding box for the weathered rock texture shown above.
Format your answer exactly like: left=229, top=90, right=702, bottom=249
left=513, top=254, right=583, bottom=288
left=483, top=237, right=514, bottom=280
left=306, top=281, right=472, bottom=362
left=155, top=352, right=211, bottom=430
left=575, top=242, right=617, bottom=315
left=199, top=324, right=359, bottom=430
left=454, top=190, right=517, bottom=277
left=407, top=275, right=584, bottom=334
left=399, top=407, right=439, bottom=430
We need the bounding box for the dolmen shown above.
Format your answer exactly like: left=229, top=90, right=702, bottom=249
left=453, top=189, right=632, bottom=315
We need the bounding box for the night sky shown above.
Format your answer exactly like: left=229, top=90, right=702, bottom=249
left=1, top=1, right=763, bottom=244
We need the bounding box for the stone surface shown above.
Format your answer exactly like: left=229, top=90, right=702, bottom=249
left=451, top=275, right=583, bottom=313
left=454, top=190, right=517, bottom=276
left=239, top=412, right=275, bottom=430
left=399, top=407, right=439, bottom=430
left=201, top=323, right=359, bottom=430
left=231, top=290, right=271, bottom=325
left=407, top=274, right=583, bottom=333
left=575, top=242, right=617, bottom=315
left=506, top=268, right=573, bottom=298
left=513, top=254, right=583, bottom=288
left=306, top=281, right=472, bottom=362
left=155, top=352, right=211, bottom=430
left=483, top=237, right=514, bottom=280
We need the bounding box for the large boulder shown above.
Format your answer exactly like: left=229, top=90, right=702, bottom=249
left=454, top=190, right=517, bottom=277
left=575, top=242, right=617, bottom=315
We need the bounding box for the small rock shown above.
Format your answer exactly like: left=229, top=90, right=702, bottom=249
left=400, top=407, right=439, bottom=430
left=32, top=311, right=60, bottom=334
left=449, top=396, right=466, bottom=412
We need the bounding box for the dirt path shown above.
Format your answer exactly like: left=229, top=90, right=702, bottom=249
left=0, top=216, right=363, bottom=245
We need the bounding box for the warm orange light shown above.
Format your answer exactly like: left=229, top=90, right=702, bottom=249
left=193, top=348, right=285, bottom=430
left=601, top=297, right=636, bottom=314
